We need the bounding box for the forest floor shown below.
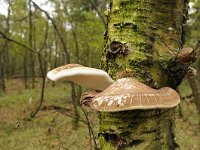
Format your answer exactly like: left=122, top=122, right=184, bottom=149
left=0, top=79, right=199, bottom=150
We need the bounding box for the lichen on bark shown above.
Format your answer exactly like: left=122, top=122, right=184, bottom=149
left=99, top=0, right=188, bottom=149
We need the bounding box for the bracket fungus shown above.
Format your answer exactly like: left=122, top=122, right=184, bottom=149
left=47, top=64, right=114, bottom=91
left=86, top=78, right=180, bottom=112
left=47, top=64, right=180, bottom=112
left=176, top=47, right=195, bottom=64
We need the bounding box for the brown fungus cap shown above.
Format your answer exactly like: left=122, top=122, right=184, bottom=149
left=89, top=78, right=180, bottom=112
left=177, top=47, right=195, bottom=63
left=47, top=64, right=114, bottom=91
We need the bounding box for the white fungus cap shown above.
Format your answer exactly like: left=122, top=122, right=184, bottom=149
left=47, top=64, right=114, bottom=91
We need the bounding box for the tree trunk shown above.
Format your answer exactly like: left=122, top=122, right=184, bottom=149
left=62, top=0, right=83, bottom=106
left=30, top=53, right=46, bottom=118
left=32, top=0, right=80, bottom=128
left=99, top=0, right=188, bottom=149
left=28, top=0, right=35, bottom=89
left=23, top=50, right=29, bottom=89
left=4, top=0, right=11, bottom=80
left=0, top=59, right=6, bottom=92
left=30, top=21, right=49, bottom=118
left=0, top=43, right=6, bottom=92
left=0, top=0, right=12, bottom=92
left=188, top=77, right=200, bottom=124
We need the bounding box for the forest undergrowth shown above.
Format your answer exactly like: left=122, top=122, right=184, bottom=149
left=0, top=79, right=199, bottom=150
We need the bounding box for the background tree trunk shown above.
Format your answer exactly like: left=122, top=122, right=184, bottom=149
left=23, top=50, right=29, bottom=89
left=0, top=0, right=12, bottom=92
left=0, top=59, right=6, bottom=92
left=28, top=0, right=35, bottom=89
left=99, top=0, right=188, bottom=149
left=188, top=77, right=200, bottom=124
left=4, top=0, right=11, bottom=80
left=31, top=0, right=80, bottom=128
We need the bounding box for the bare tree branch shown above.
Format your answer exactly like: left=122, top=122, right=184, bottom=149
left=41, top=105, right=87, bottom=124
left=88, top=0, right=107, bottom=28
left=0, top=30, right=38, bottom=54
left=31, top=0, right=71, bottom=63
left=62, top=0, right=80, bottom=63
left=31, top=1, right=82, bottom=131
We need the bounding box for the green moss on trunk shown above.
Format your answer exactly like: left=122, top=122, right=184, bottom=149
left=99, top=109, right=176, bottom=150
left=99, top=0, right=188, bottom=149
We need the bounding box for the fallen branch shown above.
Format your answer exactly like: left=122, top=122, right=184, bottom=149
left=41, top=105, right=87, bottom=124
left=41, top=105, right=72, bottom=112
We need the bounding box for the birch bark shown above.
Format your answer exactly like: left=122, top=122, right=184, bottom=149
left=99, top=0, right=188, bottom=149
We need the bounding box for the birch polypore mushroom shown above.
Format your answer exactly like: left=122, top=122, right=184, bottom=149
left=177, top=47, right=195, bottom=63
left=88, top=78, right=180, bottom=112
left=47, top=64, right=114, bottom=91
left=47, top=64, right=83, bottom=81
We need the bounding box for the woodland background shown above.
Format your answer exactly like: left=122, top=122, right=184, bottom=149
left=0, top=0, right=199, bottom=149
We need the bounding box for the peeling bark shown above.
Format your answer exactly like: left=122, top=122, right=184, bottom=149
left=99, top=0, right=188, bottom=149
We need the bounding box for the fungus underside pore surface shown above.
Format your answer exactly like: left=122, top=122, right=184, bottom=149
left=99, top=0, right=188, bottom=149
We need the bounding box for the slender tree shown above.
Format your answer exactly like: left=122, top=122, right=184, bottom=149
left=31, top=0, right=80, bottom=128
left=28, top=0, right=35, bottom=88
left=186, top=0, right=200, bottom=122
left=99, top=0, right=189, bottom=149
left=0, top=0, right=13, bottom=92
left=30, top=21, right=49, bottom=118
